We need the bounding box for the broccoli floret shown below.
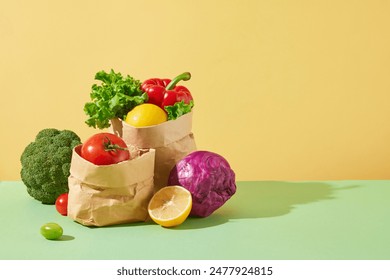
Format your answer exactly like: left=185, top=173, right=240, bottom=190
left=20, top=128, right=82, bottom=204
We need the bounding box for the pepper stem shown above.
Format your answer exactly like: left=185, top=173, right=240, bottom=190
left=165, top=72, right=191, bottom=90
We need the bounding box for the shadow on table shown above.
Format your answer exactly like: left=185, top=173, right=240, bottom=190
left=101, top=181, right=359, bottom=230
left=57, top=235, right=75, bottom=241
left=172, top=214, right=229, bottom=230
left=177, top=181, right=359, bottom=230
left=219, top=181, right=340, bottom=219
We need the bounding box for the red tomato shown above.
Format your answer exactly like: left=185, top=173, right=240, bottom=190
left=55, top=193, right=68, bottom=216
left=80, top=133, right=130, bottom=165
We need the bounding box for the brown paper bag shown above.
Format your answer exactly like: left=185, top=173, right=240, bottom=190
left=67, top=145, right=155, bottom=227
left=110, top=111, right=196, bottom=191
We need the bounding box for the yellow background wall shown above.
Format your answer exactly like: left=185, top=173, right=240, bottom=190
left=1, top=0, right=389, bottom=181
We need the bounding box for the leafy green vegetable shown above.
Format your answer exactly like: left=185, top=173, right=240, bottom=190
left=84, top=69, right=147, bottom=129
left=20, top=128, right=82, bottom=204
left=165, top=100, right=194, bottom=120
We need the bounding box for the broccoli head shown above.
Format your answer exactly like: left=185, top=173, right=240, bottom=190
left=20, top=128, right=82, bottom=204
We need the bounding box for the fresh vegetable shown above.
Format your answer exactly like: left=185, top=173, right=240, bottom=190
left=20, top=128, right=82, bottom=204
left=141, top=72, right=194, bottom=119
left=40, top=222, right=63, bottom=240
left=168, top=150, right=236, bottom=217
left=84, top=69, right=147, bottom=129
left=148, top=186, right=192, bottom=227
left=125, top=103, right=167, bottom=127
left=80, top=133, right=130, bottom=165
left=165, top=100, right=194, bottom=120
left=55, top=193, right=68, bottom=216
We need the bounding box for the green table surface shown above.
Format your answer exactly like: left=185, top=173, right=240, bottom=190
left=0, top=180, right=389, bottom=260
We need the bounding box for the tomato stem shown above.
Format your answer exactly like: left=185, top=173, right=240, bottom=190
left=103, top=136, right=128, bottom=152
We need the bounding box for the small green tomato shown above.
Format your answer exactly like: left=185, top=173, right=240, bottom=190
left=40, top=222, right=63, bottom=240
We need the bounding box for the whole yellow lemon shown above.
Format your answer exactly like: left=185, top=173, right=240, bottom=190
left=125, top=103, right=167, bottom=127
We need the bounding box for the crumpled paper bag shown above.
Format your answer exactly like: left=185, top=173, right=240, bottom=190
left=67, top=145, right=155, bottom=227
left=110, top=111, right=196, bottom=191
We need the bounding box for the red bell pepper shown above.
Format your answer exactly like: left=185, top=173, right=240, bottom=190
left=141, top=72, right=193, bottom=109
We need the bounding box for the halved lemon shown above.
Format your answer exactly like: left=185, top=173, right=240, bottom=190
left=148, top=186, right=192, bottom=227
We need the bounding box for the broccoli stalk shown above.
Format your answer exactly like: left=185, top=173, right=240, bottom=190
left=20, top=128, right=82, bottom=204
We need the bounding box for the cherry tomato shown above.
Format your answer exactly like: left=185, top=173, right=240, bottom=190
left=81, top=133, right=130, bottom=165
left=55, top=193, right=68, bottom=216
left=40, top=222, right=63, bottom=240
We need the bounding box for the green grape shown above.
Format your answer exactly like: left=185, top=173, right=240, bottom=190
left=40, top=223, right=63, bottom=240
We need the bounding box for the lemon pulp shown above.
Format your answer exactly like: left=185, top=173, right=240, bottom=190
left=148, top=186, right=192, bottom=227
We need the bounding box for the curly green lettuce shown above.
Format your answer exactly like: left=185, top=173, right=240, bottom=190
left=84, top=69, right=147, bottom=129
left=165, top=100, right=194, bottom=120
